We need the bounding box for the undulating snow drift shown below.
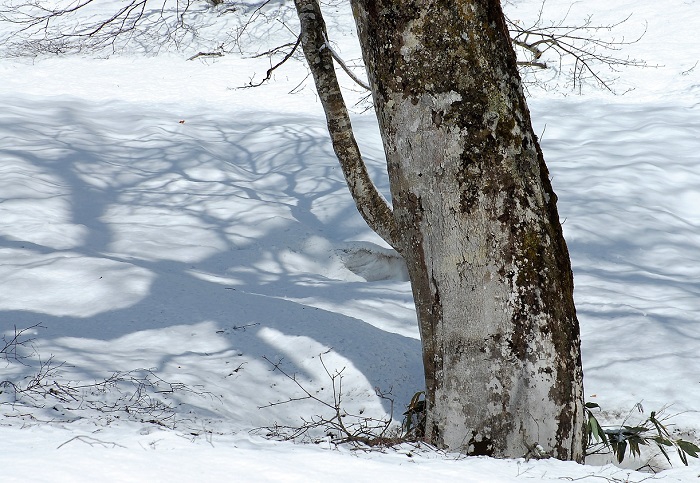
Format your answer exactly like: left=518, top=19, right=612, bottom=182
left=1, top=0, right=699, bottom=481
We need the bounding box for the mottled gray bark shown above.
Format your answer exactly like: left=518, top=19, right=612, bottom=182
left=296, top=0, right=585, bottom=461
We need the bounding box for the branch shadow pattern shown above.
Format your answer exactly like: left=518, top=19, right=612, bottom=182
left=0, top=96, right=422, bottom=427
left=533, top=100, right=700, bottom=410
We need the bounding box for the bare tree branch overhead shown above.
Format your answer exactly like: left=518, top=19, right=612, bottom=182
left=0, top=0, right=649, bottom=93
left=506, top=1, right=650, bottom=92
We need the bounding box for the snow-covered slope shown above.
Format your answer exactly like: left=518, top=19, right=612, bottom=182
left=1, top=0, right=699, bottom=481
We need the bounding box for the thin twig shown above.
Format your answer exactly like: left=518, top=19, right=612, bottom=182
left=187, top=51, right=223, bottom=60
left=240, top=34, right=301, bottom=88
left=321, top=32, right=370, bottom=91
left=57, top=435, right=127, bottom=449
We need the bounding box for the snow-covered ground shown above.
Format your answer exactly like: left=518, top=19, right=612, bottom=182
left=1, top=0, right=699, bottom=481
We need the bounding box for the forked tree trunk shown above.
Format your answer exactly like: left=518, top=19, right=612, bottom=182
left=295, top=0, right=585, bottom=461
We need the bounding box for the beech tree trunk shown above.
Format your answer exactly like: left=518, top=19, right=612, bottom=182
left=295, top=0, right=585, bottom=461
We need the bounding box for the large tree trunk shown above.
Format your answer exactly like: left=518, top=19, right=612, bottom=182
left=295, top=0, right=585, bottom=461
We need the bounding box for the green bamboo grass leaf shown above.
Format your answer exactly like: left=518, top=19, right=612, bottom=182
left=677, top=439, right=700, bottom=458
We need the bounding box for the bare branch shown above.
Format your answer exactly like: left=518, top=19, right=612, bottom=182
left=187, top=50, right=223, bottom=61
left=256, top=353, right=404, bottom=447
left=57, top=435, right=127, bottom=449
left=294, top=0, right=400, bottom=250
left=2, top=339, right=212, bottom=428
left=0, top=0, right=201, bottom=55
left=241, top=34, right=301, bottom=88
left=505, top=4, right=651, bottom=93
left=0, top=0, right=651, bottom=95
left=321, top=32, right=370, bottom=91
left=251, top=41, right=299, bottom=59
left=1, top=323, right=43, bottom=363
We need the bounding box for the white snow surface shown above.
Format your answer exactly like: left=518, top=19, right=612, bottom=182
left=1, top=0, right=700, bottom=481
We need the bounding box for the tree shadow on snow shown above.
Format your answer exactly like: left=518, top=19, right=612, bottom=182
left=0, top=96, right=423, bottom=425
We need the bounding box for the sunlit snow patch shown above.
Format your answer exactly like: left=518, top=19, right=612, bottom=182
left=0, top=249, right=154, bottom=317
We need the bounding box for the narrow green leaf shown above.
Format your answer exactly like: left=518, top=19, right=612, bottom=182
left=589, top=416, right=601, bottom=440
left=657, top=443, right=672, bottom=465
left=630, top=440, right=640, bottom=457
left=677, top=440, right=700, bottom=458
left=616, top=441, right=627, bottom=463
left=585, top=402, right=601, bottom=409
left=623, top=425, right=646, bottom=435
left=649, top=416, right=669, bottom=437
left=587, top=412, right=610, bottom=447
left=653, top=436, right=673, bottom=446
